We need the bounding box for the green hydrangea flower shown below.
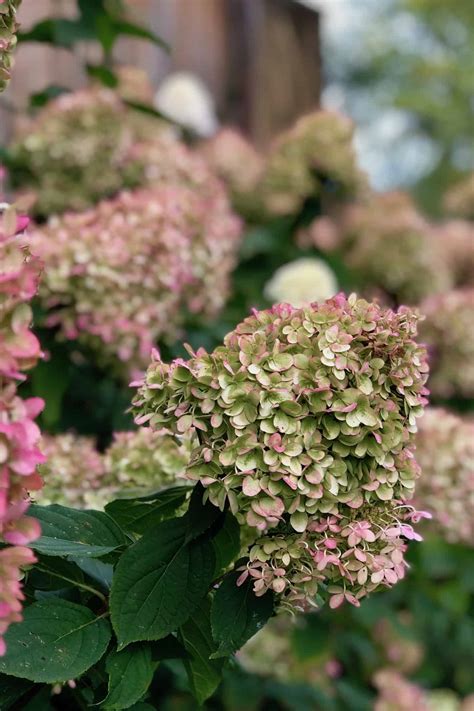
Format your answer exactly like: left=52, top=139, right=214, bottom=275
left=134, top=294, right=429, bottom=611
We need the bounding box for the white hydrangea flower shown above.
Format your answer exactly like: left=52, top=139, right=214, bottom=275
left=264, top=257, right=338, bottom=307
left=154, top=71, right=218, bottom=137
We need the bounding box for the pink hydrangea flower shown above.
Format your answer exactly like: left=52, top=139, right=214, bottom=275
left=0, top=204, right=43, bottom=654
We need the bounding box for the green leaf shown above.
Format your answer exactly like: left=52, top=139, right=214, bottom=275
left=110, top=517, right=215, bottom=648
left=112, top=19, right=169, bottom=51
left=210, top=573, right=274, bottom=657
left=211, top=512, right=241, bottom=577
left=29, top=504, right=128, bottom=558
left=123, top=100, right=181, bottom=126
left=29, top=85, right=69, bottom=109
left=0, top=675, right=34, bottom=708
left=95, top=13, right=118, bottom=54
left=30, top=356, right=70, bottom=427
left=103, top=645, right=156, bottom=710
left=184, top=483, right=223, bottom=542
left=105, top=487, right=189, bottom=535
left=28, top=555, right=85, bottom=592
left=86, top=63, right=118, bottom=88
left=73, top=557, right=114, bottom=590
left=18, top=18, right=95, bottom=48
left=180, top=599, right=224, bottom=705
left=0, top=600, right=111, bottom=683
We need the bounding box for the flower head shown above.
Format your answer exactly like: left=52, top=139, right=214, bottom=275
left=432, top=220, right=474, bottom=288
left=0, top=204, right=43, bottom=653
left=443, top=173, right=474, bottom=219
left=373, top=670, right=430, bottom=711
left=200, top=129, right=265, bottom=217
left=30, top=185, right=241, bottom=375
left=264, top=258, right=338, bottom=307
left=134, top=294, right=428, bottom=611
left=334, top=192, right=453, bottom=304
left=260, top=111, right=367, bottom=216
left=0, top=546, right=36, bottom=656
left=420, top=288, right=474, bottom=398
left=414, top=408, right=474, bottom=546
left=9, top=87, right=177, bottom=216
left=37, top=429, right=190, bottom=509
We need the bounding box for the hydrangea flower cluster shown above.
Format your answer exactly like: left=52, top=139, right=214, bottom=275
left=0, top=205, right=44, bottom=654
left=238, top=616, right=341, bottom=688
left=433, top=220, right=474, bottom=288
left=259, top=111, right=367, bottom=216
left=373, top=670, right=431, bottom=711
left=30, top=185, right=241, bottom=374
left=122, top=129, right=228, bottom=203
left=420, top=289, right=474, bottom=398
left=0, top=0, right=20, bottom=94
left=134, top=294, right=429, bottom=610
left=263, top=257, right=338, bottom=308
left=200, top=128, right=265, bottom=217
left=373, top=614, right=424, bottom=675
left=338, top=193, right=453, bottom=304
left=238, top=503, right=424, bottom=611
left=443, top=174, right=474, bottom=219
left=103, top=428, right=190, bottom=495
left=9, top=88, right=165, bottom=216
left=37, top=434, right=106, bottom=509
left=414, top=408, right=474, bottom=546
left=37, top=428, right=190, bottom=509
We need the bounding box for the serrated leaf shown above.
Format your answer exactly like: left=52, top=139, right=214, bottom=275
left=28, top=555, right=85, bottom=592
left=211, top=573, right=274, bottom=657
left=185, top=485, right=224, bottom=542
left=103, top=645, right=156, bottom=710
left=110, top=517, right=215, bottom=647
left=29, top=504, right=128, bottom=557
left=73, top=557, right=114, bottom=590
left=180, top=599, right=224, bottom=705
left=105, top=487, right=189, bottom=535
left=211, top=512, right=241, bottom=577
left=0, top=600, right=111, bottom=683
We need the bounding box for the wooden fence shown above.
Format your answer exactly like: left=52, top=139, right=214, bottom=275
left=0, top=0, right=321, bottom=147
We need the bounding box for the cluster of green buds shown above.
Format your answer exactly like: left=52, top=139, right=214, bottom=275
left=37, top=429, right=191, bottom=510
left=0, top=1, right=21, bottom=93
left=134, top=294, right=429, bottom=611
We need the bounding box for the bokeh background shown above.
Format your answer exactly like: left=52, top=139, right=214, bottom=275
left=1, top=1, right=473, bottom=709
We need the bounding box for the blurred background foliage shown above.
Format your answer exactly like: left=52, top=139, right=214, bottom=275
left=322, top=0, right=474, bottom=214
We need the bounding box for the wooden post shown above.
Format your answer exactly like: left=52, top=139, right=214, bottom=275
left=226, top=0, right=322, bottom=147
left=0, top=0, right=322, bottom=149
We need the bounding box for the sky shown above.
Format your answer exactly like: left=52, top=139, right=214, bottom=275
left=303, top=0, right=441, bottom=191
